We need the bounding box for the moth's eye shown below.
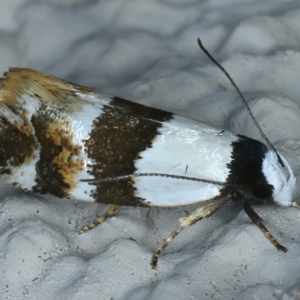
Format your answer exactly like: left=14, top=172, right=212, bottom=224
left=252, top=184, right=274, bottom=200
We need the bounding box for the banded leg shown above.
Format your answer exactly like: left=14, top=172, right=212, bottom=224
left=151, top=195, right=231, bottom=269
left=292, top=201, right=300, bottom=209
left=79, top=205, right=119, bottom=234
left=237, top=193, right=287, bottom=252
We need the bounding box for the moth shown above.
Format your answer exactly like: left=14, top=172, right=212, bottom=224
left=0, top=39, right=297, bottom=269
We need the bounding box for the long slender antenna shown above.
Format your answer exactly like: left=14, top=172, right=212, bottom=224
left=197, top=38, right=278, bottom=156
left=81, top=172, right=240, bottom=188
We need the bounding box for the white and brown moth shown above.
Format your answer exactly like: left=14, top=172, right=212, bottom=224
left=0, top=39, right=297, bottom=269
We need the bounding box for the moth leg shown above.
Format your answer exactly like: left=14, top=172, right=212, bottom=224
left=151, top=195, right=230, bottom=269
left=236, top=193, right=287, bottom=252
left=292, top=201, right=300, bottom=209
left=79, top=205, right=119, bottom=234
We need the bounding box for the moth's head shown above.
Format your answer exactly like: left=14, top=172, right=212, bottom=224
left=261, top=150, right=296, bottom=206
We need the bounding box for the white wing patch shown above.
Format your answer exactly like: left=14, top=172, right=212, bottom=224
left=134, top=115, right=238, bottom=206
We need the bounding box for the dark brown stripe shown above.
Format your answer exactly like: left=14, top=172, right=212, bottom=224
left=0, top=118, right=37, bottom=176
left=223, top=135, right=273, bottom=200
left=85, top=97, right=173, bottom=206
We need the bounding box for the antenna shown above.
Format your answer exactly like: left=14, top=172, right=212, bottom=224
left=197, top=38, right=280, bottom=159
left=80, top=173, right=240, bottom=188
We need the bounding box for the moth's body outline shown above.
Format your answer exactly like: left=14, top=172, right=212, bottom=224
left=0, top=40, right=297, bottom=269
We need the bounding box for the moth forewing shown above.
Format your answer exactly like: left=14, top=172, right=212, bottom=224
left=0, top=39, right=296, bottom=269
